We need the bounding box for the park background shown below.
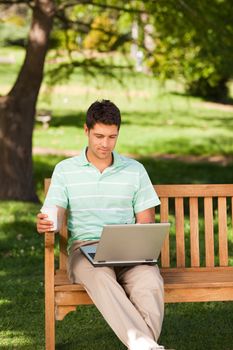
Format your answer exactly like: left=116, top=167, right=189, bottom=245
left=0, top=1, right=233, bottom=349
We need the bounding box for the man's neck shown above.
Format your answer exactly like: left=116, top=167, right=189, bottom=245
left=86, top=148, right=113, bottom=172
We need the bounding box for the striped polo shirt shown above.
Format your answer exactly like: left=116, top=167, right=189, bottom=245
left=43, top=147, right=160, bottom=251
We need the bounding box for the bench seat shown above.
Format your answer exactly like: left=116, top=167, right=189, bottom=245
left=54, top=266, right=233, bottom=313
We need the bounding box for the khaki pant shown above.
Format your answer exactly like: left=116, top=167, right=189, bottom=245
left=68, top=242, right=164, bottom=350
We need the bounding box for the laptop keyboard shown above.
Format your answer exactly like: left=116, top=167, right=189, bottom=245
left=89, top=253, right=96, bottom=259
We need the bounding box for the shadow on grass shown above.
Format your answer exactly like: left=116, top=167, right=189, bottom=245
left=139, top=157, right=233, bottom=184
left=200, top=115, right=233, bottom=128
left=50, top=111, right=85, bottom=128
left=35, top=111, right=85, bottom=129
left=161, top=301, right=233, bottom=350
left=33, top=154, right=233, bottom=188
left=0, top=207, right=46, bottom=348
left=33, top=155, right=65, bottom=201
left=36, top=108, right=233, bottom=130
left=33, top=154, right=233, bottom=201
left=122, top=109, right=233, bottom=128
left=170, top=91, right=233, bottom=105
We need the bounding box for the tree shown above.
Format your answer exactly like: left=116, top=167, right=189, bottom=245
left=0, top=0, right=54, bottom=201
left=0, top=0, right=138, bottom=201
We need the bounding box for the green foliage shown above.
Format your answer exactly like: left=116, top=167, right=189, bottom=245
left=45, top=1, right=133, bottom=85
left=83, top=14, right=118, bottom=51
left=50, top=29, right=79, bottom=51
left=1, top=0, right=232, bottom=102
left=147, top=0, right=233, bottom=101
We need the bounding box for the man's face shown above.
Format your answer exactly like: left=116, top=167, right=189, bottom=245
left=84, top=122, right=119, bottom=160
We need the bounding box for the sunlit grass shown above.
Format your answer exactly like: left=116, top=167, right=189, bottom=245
left=1, top=47, right=233, bottom=157
left=33, top=82, right=233, bottom=157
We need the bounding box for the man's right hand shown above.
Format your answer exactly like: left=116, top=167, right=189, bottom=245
left=36, top=213, right=55, bottom=233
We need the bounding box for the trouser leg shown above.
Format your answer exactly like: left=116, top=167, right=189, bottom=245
left=117, top=264, right=164, bottom=341
left=69, top=249, right=161, bottom=350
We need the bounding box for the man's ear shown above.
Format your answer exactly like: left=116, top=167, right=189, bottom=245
left=84, top=123, right=89, bottom=135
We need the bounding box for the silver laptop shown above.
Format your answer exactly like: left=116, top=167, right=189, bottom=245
left=80, top=223, right=170, bottom=267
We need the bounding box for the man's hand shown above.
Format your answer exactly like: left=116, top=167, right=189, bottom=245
left=36, top=213, right=55, bottom=233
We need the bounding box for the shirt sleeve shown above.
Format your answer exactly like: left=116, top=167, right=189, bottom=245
left=133, top=164, right=160, bottom=214
left=43, top=163, right=68, bottom=209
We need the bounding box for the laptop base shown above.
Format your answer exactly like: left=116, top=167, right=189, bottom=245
left=80, top=245, right=157, bottom=267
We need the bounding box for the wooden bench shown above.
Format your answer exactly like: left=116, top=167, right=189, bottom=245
left=44, top=180, right=233, bottom=350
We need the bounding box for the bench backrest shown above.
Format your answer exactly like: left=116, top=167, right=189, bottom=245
left=44, top=180, right=233, bottom=270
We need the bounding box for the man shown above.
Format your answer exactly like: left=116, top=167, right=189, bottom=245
left=37, top=100, right=165, bottom=350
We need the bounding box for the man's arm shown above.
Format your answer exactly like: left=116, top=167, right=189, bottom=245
left=135, top=207, right=155, bottom=224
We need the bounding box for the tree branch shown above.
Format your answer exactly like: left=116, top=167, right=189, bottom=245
left=0, top=0, right=32, bottom=5
left=57, top=0, right=144, bottom=14
left=55, top=10, right=131, bottom=42
left=46, top=56, right=133, bottom=88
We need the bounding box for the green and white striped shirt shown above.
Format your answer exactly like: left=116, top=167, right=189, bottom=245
left=43, top=148, right=160, bottom=250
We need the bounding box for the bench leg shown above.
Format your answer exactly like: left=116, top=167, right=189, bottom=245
left=45, top=290, right=55, bottom=350
left=45, top=233, right=55, bottom=350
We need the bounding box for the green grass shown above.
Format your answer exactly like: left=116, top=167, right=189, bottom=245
left=1, top=47, right=233, bottom=157
left=1, top=46, right=233, bottom=349
left=33, top=86, right=233, bottom=157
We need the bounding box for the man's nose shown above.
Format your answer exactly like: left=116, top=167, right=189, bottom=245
left=101, top=138, right=109, bottom=147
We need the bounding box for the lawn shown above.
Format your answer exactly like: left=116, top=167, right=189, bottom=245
left=34, top=78, right=233, bottom=157
left=1, top=47, right=233, bottom=158
left=0, top=46, right=233, bottom=349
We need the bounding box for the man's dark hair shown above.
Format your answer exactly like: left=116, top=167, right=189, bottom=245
left=86, top=100, right=121, bottom=130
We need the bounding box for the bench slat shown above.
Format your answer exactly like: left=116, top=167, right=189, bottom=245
left=218, top=197, right=228, bottom=266
left=162, top=268, right=233, bottom=288
left=160, top=197, right=170, bottom=267
left=189, top=197, right=200, bottom=267
left=175, top=198, right=185, bottom=267
left=156, top=184, right=233, bottom=197
left=54, top=268, right=233, bottom=291
left=204, top=197, right=215, bottom=267
left=56, top=291, right=93, bottom=305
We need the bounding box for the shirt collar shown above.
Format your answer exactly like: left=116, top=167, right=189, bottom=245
left=112, top=150, right=124, bottom=168
left=76, top=147, right=124, bottom=168
left=74, top=147, right=89, bottom=166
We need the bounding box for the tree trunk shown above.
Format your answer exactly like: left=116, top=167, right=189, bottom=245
left=0, top=0, right=54, bottom=201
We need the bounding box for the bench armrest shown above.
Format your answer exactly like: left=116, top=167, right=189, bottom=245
left=45, top=231, right=55, bottom=316
left=45, top=230, right=55, bottom=274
